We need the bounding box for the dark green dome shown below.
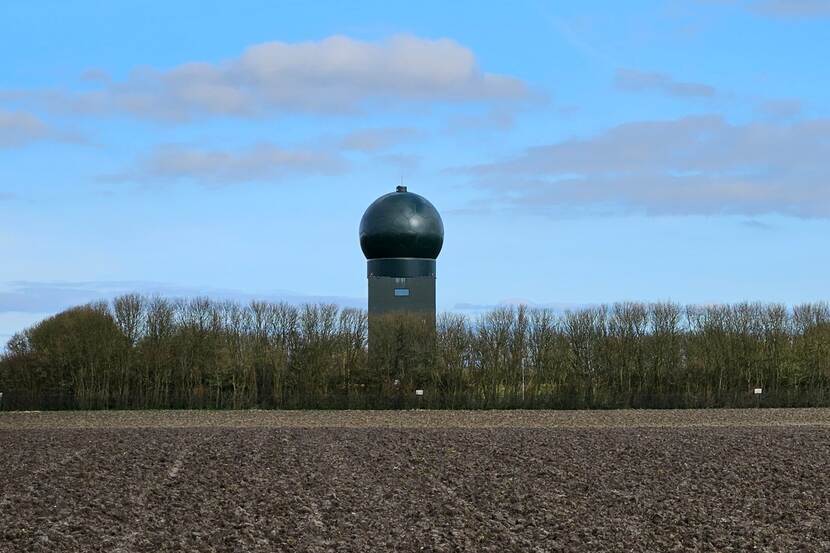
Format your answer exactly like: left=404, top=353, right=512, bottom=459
left=360, top=186, right=444, bottom=260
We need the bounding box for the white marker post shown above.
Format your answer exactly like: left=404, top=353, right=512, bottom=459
left=415, top=389, right=423, bottom=410
left=754, top=387, right=762, bottom=408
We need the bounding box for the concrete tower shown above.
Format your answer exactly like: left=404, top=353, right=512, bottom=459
left=359, top=185, right=444, bottom=325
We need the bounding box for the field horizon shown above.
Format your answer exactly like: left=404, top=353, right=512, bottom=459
left=4, top=407, right=830, bottom=430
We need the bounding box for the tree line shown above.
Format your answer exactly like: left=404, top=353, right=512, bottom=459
left=1, top=294, right=829, bottom=410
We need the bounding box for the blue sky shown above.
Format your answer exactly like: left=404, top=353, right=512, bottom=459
left=1, top=0, right=829, bottom=342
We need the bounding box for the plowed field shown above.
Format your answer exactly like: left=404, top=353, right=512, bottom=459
left=2, top=410, right=829, bottom=552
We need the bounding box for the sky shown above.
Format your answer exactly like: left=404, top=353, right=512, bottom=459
left=1, top=0, right=829, bottom=343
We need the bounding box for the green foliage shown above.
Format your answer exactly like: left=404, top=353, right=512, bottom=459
left=2, top=297, right=830, bottom=409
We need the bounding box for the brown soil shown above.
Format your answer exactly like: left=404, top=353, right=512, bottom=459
left=2, top=410, right=829, bottom=552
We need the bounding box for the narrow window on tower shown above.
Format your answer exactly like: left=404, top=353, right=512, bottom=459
left=394, top=288, right=410, bottom=297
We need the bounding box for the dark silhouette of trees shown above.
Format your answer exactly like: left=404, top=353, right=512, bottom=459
left=2, top=296, right=830, bottom=410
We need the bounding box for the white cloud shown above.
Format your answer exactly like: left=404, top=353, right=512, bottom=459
left=375, top=153, right=422, bottom=172
left=0, top=109, right=84, bottom=148
left=0, top=109, right=51, bottom=147
left=18, top=35, right=528, bottom=122
left=104, top=143, right=348, bottom=185
left=445, top=108, right=516, bottom=133
left=756, top=98, right=802, bottom=119
left=752, top=0, right=830, bottom=17
left=339, top=127, right=421, bottom=152
left=699, top=0, right=830, bottom=18
left=615, top=68, right=717, bottom=98
left=461, top=114, right=830, bottom=218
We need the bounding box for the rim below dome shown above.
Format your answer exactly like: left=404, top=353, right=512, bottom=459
left=367, top=258, right=436, bottom=278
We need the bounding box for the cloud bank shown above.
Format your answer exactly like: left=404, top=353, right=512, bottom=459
left=462, top=114, right=830, bottom=218
left=15, top=35, right=528, bottom=123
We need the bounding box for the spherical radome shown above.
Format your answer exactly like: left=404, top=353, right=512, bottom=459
left=359, top=187, right=444, bottom=260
